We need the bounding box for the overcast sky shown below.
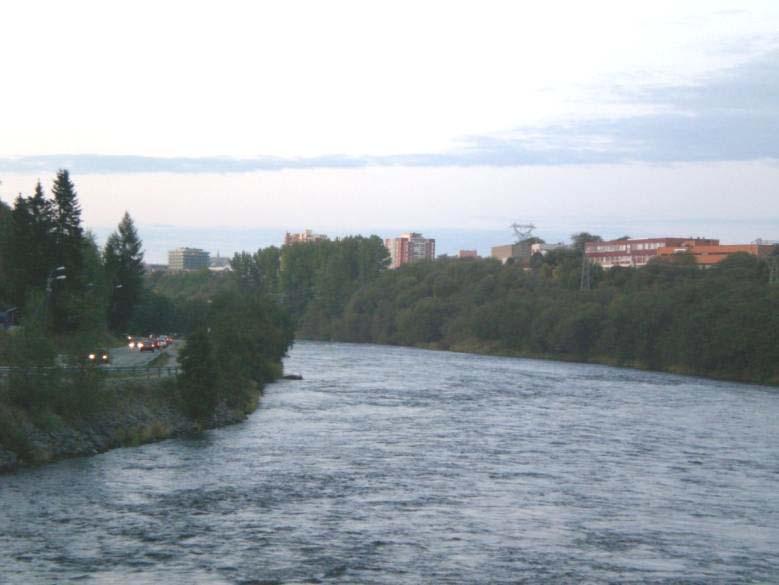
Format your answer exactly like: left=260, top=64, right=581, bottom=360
left=1, top=1, right=777, bottom=247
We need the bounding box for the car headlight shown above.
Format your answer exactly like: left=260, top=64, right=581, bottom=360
left=88, top=353, right=96, bottom=360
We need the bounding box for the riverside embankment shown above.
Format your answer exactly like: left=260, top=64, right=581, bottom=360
left=0, top=376, right=260, bottom=474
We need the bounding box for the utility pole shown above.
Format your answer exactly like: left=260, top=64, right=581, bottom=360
left=580, top=253, right=591, bottom=291
left=769, top=256, right=779, bottom=285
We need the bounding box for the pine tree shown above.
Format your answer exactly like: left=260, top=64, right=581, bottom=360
left=51, top=169, right=84, bottom=282
left=0, top=199, right=11, bottom=303
left=104, top=211, right=145, bottom=332
left=27, top=181, right=54, bottom=290
left=4, top=182, right=57, bottom=309
left=50, top=170, right=85, bottom=331
left=8, top=195, right=34, bottom=306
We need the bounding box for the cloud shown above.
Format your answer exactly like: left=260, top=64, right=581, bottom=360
left=1, top=48, right=778, bottom=173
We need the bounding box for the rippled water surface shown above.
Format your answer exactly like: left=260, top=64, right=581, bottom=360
left=2, top=341, right=779, bottom=584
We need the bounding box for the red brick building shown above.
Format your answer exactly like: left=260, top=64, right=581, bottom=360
left=585, top=237, right=719, bottom=269
left=656, top=243, right=775, bottom=266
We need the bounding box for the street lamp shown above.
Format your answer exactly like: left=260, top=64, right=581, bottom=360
left=42, top=266, right=66, bottom=329
left=46, top=266, right=67, bottom=293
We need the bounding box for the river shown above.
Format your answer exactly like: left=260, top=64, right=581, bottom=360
left=1, top=341, right=778, bottom=584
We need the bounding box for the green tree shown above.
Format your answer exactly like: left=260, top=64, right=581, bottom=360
left=178, top=326, right=218, bottom=420
left=50, top=170, right=84, bottom=283
left=104, top=211, right=145, bottom=332
left=0, top=198, right=10, bottom=303
left=571, top=232, right=602, bottom=253
left=49, top=170, right=85, bottom=332
left=8, top=195, right=34, bottom=306
left=3, top=182, right=54, bottom=309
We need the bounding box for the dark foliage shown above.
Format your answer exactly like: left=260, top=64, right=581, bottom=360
left=289, top=249, right=778, bottom=385
left=104, top=212, right=145, bottom=332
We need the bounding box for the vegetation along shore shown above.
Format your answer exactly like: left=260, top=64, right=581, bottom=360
left=0, top=172, right=293, bottom=473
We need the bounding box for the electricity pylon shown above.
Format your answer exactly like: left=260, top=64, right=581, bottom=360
left=510, top=222, right=536, bottom=243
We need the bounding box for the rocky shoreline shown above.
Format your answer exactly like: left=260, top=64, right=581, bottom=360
left=0, top=381, right=258, bottom=475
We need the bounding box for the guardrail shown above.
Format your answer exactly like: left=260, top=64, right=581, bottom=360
left=0, top=366, right=179, bottom=378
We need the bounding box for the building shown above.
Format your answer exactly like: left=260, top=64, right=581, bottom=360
left=168, top=247, right=210, bottom=271
left=284, top=229, right=329, bottom=246
left=210, top=251, right=231, bottom=268
left=656, top=243, right=776, bottom=266
left=531, top=242, right=568, bottom=256
left=458, top=250, right=479, bottom=259
left=491, top=241, right=534, bottom=265
left=585, top=237, right=719, bottom=269
left=0, top=306, right=18, bottom=330
left=384, top=232, right=436, bottom=269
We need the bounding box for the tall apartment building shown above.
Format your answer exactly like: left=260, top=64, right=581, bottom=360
left=284, top=229, right=329, bottom=246
left=168, top=247, right=210, bottom=271
left=384, top=232, right=436, bottom=269
left=585, top=237, right=719, bottom=269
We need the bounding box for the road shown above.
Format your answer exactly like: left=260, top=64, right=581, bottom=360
left=108, top=341, right=180, bottom=369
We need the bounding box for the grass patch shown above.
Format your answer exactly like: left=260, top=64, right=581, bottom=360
left=147, top=351, right=172, bottom=368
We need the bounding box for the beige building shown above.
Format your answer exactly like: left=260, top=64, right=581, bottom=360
left=284, top=229, right=329, bottom=246
left=491, top=241, right=533, bottom=264
left=168, top=247, right=210, bottom=271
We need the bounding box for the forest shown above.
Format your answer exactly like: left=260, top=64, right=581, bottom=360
left=221, top=236, right=779, bottom=385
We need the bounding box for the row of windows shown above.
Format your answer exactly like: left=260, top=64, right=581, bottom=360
left=594, top=255, right=653, bottom=266
left=590, top=241, right=666, bottom=253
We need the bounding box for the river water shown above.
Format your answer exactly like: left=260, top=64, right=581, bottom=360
left=1, top=341, right=778, bottom=584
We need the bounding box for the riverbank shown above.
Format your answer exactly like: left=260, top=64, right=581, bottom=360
left=412, top=339, right=779, bottom=388
left=296, top=334, right=779, bottom=388
left=0, top=377, right=262, bottom=474
left=434, top=338, right=779, bottom=387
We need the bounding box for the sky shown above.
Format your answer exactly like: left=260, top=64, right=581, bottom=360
left=1, top=1, right=778, bottom=260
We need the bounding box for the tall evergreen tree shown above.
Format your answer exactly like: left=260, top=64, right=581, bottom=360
left=0, top=198, right=11, bottom=303
left=104, top=211, right=145, bottom=332
left=8, top=195, right=34, bottom=306
left=27, top=181, right=54, bottom=291
left=49, top=170, right=85, bottom=331
left=51, top=169, right=83, bottom=283
left=4, top=183, right=56, bottom=308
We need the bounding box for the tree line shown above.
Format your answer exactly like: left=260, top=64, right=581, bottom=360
left=0, top=170, right=144, bottom=337
left=104, top=220, right=779, bottom=386
left=216, top=234, right=779, bottom=385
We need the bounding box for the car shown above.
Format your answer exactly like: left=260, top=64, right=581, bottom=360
left=81, top=348, right=110, bottom=365
left=137, top=338, right=157, bottom=352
